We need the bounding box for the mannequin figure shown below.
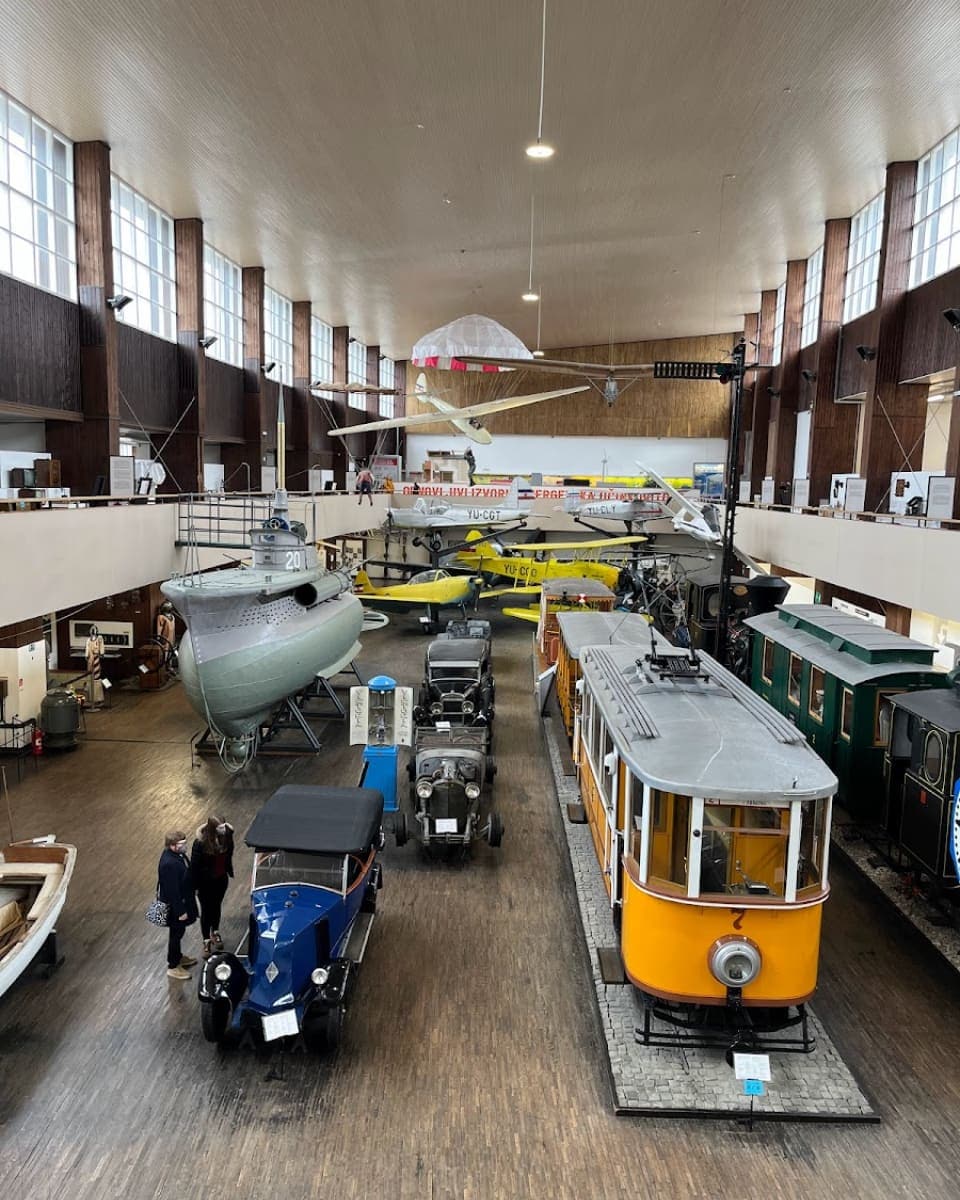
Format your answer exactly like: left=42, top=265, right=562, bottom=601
left=156, top=604, right=176, bottom=654
left=85, top=625, right=105, bottom=707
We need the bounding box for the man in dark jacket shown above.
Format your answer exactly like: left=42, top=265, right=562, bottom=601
left=158, top=829, right=199, bottom=980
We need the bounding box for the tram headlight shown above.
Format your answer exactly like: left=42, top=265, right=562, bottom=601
left=708, top=938, right=761, bottom=988
left=311, top=966, right=330, bottom=987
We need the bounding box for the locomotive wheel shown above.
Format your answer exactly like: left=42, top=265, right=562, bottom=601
left=200, top=999, right=231, bottom=1045
left=395, top=812, right=409, bottom=847
left=484, top=756, right=497, bottom=783
left=487, top=812, right=504, bottom=847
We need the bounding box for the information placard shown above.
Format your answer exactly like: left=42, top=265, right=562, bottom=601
left=760, top=478, right=775, bottom=506
left=926, top=476, right=956, bottom=520
left=792, top=478, right=810, bottom=508
left=733, top=1052, right=771, bottom=1082
left=844, top=477, right=867, bottom=513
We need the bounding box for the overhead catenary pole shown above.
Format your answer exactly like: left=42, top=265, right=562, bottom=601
left=715, top=338, right=747, bottom=667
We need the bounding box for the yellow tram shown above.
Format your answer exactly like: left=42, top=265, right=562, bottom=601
left=555, top=611, right=653, bottom=738
left=575, top=633, right=837, bottom=1047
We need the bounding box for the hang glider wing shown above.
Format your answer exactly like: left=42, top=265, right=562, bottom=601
left=327, top=385, right=589, bottom=437
left=455, top=355, right=656, bottom=377
left=311, top=382, right=399, bottom=395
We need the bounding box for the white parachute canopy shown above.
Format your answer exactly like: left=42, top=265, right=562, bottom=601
left=410, top=314, right=532, bottom=372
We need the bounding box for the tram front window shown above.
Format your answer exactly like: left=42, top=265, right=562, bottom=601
left=797, top=797, right=828, bottom=896
left=698, top=803, right=788, bottom=898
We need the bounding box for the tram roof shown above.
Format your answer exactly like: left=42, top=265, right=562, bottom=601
left=744, top=607, right=941, bottom=684
left=579, top=643, right=837, bottom=802
left=557, top=611, right=670, bottom=659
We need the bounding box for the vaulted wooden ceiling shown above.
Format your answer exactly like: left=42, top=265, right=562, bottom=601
left=3, top=0, right=960, bottom=357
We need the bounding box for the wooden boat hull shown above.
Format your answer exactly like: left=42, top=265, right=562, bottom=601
left=0, top=842, right=77, bottom=997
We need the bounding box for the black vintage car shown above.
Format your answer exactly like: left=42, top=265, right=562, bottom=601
left=398, top=726, right=502, bottom=852
left=414, top=637, right=495, bottom=730
left=440, top=617, right=493, bottom=648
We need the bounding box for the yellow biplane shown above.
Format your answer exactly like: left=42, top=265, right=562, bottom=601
left=454, top=530, right=648, bottom=592
left=354, top=568, right=483, bottom=634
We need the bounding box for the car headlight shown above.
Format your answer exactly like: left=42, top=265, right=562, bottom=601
left=465, top=782, right=481, bottom=800
left=311, top=966, right=330, bottom=987
left=462, top=699, right=475, bottom=714
left=708, top=938, right=761, bottom=988
left=416, top=780, right=434, bottom=800
left=214, top=962, right=232, bottom=982
left=430, top=701, right=443, bottom=716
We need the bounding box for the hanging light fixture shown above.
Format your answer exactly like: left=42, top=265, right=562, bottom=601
left=525, top=0, right=555, bottom=160
left=522, top=194, right=540, bottom=302
left=533, top=292, right=545, bottom=355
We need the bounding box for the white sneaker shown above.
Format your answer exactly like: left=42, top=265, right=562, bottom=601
left=167, top=965, right=191, bottom=980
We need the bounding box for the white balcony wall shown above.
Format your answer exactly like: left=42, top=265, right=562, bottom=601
left=0, top=495, right=388, bottom=627
left=735, top=507, right=960, bottom=624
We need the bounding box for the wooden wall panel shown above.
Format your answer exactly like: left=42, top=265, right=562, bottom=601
left=205, top=359, right=244, bottom=442
left=900, top=266, right=960, bottom=382
left=116, top=323, right=179, bottom=432
left=410, top=333, right=738, bottom=439
left=0, top=273, right=80, bottom=413
left=836, top=311, right=874, bottom=399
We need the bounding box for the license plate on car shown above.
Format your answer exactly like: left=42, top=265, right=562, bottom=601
left=261, top=1009, right=299, bottom=1041
left=434, top=818, right=458, bottom=834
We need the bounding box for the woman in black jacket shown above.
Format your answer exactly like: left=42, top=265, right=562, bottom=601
left=157, top=830, right=199, bottom=980
left=190, top=816, right=234, bottom=959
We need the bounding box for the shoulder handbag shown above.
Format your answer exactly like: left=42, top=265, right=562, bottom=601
left=146, top=883, right=169, bottom=928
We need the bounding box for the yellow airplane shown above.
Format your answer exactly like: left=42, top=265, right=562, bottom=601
left=455, top=531, right=648, bottom=591
left=354, top=568, right=483, bottom=634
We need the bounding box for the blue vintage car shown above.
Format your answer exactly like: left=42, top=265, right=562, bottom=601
left=199, top=785, right=384, bottom=1050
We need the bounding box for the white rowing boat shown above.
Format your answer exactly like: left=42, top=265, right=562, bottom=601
left=0, top=840, right=77, bottom=996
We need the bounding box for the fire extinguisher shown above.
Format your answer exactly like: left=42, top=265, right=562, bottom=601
left=31, top=727, right=44, bottom=756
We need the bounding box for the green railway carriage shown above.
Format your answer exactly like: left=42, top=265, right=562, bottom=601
left=744, top=605, right=944, bottom=824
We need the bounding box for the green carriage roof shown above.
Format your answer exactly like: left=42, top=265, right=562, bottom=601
left=744, top=605, right=941, bottom=685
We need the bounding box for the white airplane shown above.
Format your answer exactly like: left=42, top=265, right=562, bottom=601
left=637, top=463, right=722, bottom=544
left=563, top=490, right=665, bottom=526
left=327, top=374, right=589, bottom=442
left=388, top=478, right=528, bottom=531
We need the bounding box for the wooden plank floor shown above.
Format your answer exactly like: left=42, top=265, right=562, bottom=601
left=1, top=613, right=960, bottom=1199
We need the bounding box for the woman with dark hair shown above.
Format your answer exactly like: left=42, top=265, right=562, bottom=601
left=157, top=830, right=198, bottom=980
left=190, top=816, right=235, bottom=958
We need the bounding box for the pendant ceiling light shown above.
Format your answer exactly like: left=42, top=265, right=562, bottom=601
left=525, top=0, right=555, bottom=160
left=533, top=292, right=545, bottom=355
left=522, top=194, right=539, bottom=302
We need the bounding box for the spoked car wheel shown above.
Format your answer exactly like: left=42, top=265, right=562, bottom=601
left=200, top=999, right=231, bottom=1045
left=487, top=811, right=504, bottom=848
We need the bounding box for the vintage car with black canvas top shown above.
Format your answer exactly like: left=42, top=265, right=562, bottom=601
left=413, top=637, right=495, bottom=730
left=198, top=785, right=383, bottom=1050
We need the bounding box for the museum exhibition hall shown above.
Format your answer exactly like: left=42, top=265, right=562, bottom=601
left=3, top=2, right=960, bottom=1198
